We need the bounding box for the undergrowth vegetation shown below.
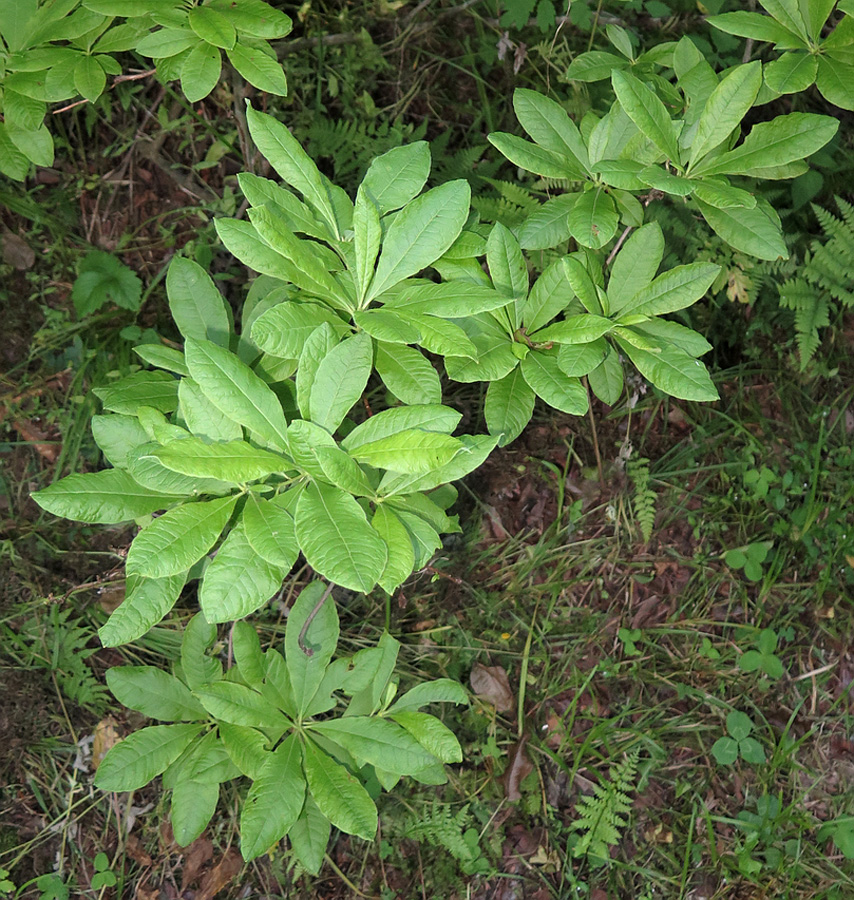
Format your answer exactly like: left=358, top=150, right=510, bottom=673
left=1, top=0, right=854, bottom=898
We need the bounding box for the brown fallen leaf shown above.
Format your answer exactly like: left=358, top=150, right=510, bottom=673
left=196, top=847, right=242, bottom=900
left=92, top=717, right=120, bottom=770
left=502, top=737, right=533, bottom=801
left=180, top=836, right=213, bottom=892
left=470, top=662, right=514, bottom=712
left=1, top=231, right=35, bottom=270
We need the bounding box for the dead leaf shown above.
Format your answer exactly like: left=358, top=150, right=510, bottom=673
left=180, top=836, right=213, bottom=892
left=502, top=737, right=533, bottom=801
left=92, top=717, right=120, bottom=770
left=196, top=848, right=242, bottom=900
left=98, top=581, right=126, bottom=614
left=125, top=835, right=153, bottom=867
left=470, top=662, right=514, bottom=712
left=1, top=231, right=35, bottom=270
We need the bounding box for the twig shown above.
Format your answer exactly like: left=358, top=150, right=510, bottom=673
left=298, top=582, right=335, bottom=656
left=113, top=68, right=156, bottom=84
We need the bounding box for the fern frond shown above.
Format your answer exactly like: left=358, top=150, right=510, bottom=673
left=571, top=748, right=640, bottom=862
left=404, top=803, right=489, bottom=875
left=482, top=178, right=541, bottom=214
left=627, top=457, right=656, bottom=543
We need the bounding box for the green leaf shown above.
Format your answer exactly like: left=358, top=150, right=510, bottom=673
left=302, top=739, right=377, bottom=840
left=816, top=55, right=854, bottom=110
left=133, top=345, right=188, bottom=377
left=517, top=194, right=578, bottom=251
left=238, top=173, right=326, bottom=239
left=520, top=351, right=588, bottom=415
left=487, top=223, right=528, bottom=302
left=488, top=132, right=579, bottom=179
left=739, top=736, right=766, bottom=764
left=631, top=320, right=712, bottom=357
left=706, top=11, right=806, bottom=46
left=611, top=68, right=680, bottom=162
left=91, top=414, right=149, bottom=469
left=180, top=40, right=221, bottom=103
left=353, top=309, right=420, bottom=344
left=32, top=469, right=179, bottom=524
left=199, top=522, right=288, bottom=622
left=367, top=181, right=471, bottom=301
left=361, top=142, right=431, bottom=215
left=166, top=257, right=231, bottom=348
left=251, top=301, right=346, bottom=360
left=95, top=724, right=203, bottom=791
left=764, top=51, right=818, bottom=95
left=689, top=61, right=763, bottom=167
left=0, top=0, right=37, bottom=53
left=383, top=281, right=511, bottom=317
left=194, top=681, right=291, bottom=730
left=311, top=717, right=437, bottom=776
left=285, top=581, right=340, bottom=715
left=242, top=494, right=298, bottom=568
left=106, top=666, right=206, bottom=721
left=395, top=509, right=442, bottom=569
left=181, top=613, right=222, bottom=691
left=232, top=621, right=266, bottom=687
left=208, top=0, right=292, bottom=38
left=0, top=123, right=31, bottom=180
left=350, top=431, right=463, bottom=474
left=126, top=495, right=238, bottom=578
left=694, top=197, right=788, bottom=261
left=390, top=711, right=462, bottom=763
left=296, top=323, right=338, bottom=419
left=371, top=506, right=416, bottom=594
left=286, top=420, right=373, bottom=495
left=691, top=181, right=757, bottom=210
left=342, top=405, right=461, bottom=450
left=616, top=339, right=718, bottom=401
left=241, top=734, right=305, bottom=860
left=135, top=27, right=197, bottom=58
left=587, top=346, right=623, bottom=405
left=74, top=56, right=106, bottom=101
left=98, top=572, right=187, bottom=647
left=178, top=378, right=243, bottom=444
left=188, top=5, right=235, bottom=49
left=294, top=482, right=387, bottom=593
left=288, top=795, right=330, bottom=875
left=94, top=371, right=178, bottom=416
left=388, top=678, right=468, bottom=713
left=152, top=437, right=285, bottom=483
left=726, top=710, right=754, bottom=741
left=533, top=314, right=613, bottom=344
left=185, top=338, right=289, bottom=451
left=567, top=189, right=619, bottom=249
left=309, top=332, right=373, bottom=433
left=557, top=340, right=607, bottom=377
left=485, top=367, right=536, bottom=446
left=566, top=50, right=630, bottom=82
left=171, top=779, right=218, bottom=847
left=619, top=262, right=720, bottom=317
left=227, top=41, right=288, bottom=96
left=607, top=222, right=664, bottom=313
left=695, top=113, right=839, bottom=177
left=375, top=343, right=441, bottom=405
left=711, top=735, right=739, bottom=765
left=513, top=88, right=590, bottom=174
left=246, top=105, right=338, bottom=236
left=353, top=185, right=382, bottom=302
left=521, top=259, right=574, bottom=334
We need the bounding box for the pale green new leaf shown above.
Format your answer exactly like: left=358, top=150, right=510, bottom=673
left=371, top=506, right=416, bottom=594
left=309, top=332, right=373, bottom=433
left=533, top=314, right=613, bottom=344
left=296, top=323, right=339, bottom=420
left=487, top=132, right=579, bottom=179
left=611, top=69, right=680, bottom=162
left=350, top=431, right=463, bottom=474
left=237, top=173, right=326, bottom=238
left=166, top=257, right=231, bottom=347
left=185, top=338, right=289, bottom=450
left=689, top=61, right=762, bottom=167
left=178, top=378, right=243, bottom=443
left=241, top=734, right=305, bottom=861
left=32, top=469, right=180, bottom=524
left=378, top=434, right=498, bottom=496
left=98, top=571, right=188, bottom=647
left=342, top=405, right=461, bottom=450
left=485, top=367, right=536, bottom=446
left=513, top=88, right=590, bottom=173
left=353, top=185, right=382, bottom=302
left=286, top=420, right=373, bottom=495
left=125, top=494, right=238, bottom=578
left=152, top=437, right=286, bottom=483
left=133, top=344, right=189, bottom=376
left=390, top=711, right=462, bottom=763
left=199, top=522, right=288, bottom=622
left=361, top=142, right=431, bottom=215
left=520, top=351, right=588, bottom=414
left=367, top=181, right=471, bottom=301
left=294, top=482, right=387, bottom=593
left=94, top=371, right=178, bottom=416
left=95, top=724, right=203, bottom=792
left=557, top=340, right=607, bottom=377
left=106, top=666, right=206, bottom=721
left=607, top=222, right=664, bottom=313
left=303, top=738, right=377, bottom=840
left=388, top=678, right=469, bottom=713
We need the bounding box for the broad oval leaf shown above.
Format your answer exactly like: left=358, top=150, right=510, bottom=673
left=309, top=332, right=373, bottom=433
left=126, top=495, right=238, bottom=578
left=171, top=779, right=218, bottom=847
left=166, top=257, right=231, bottom=347
left=350, top=431, right=463, bottom=474
left=485, top=367, right=536, bottom=447
left=619, top=262, right=720, bottom=317
left=153, top=436, right=287, bottom=483
left=764, top=51, right=818, bottom=95
left=242, top=494, right=298, bottom=568
left=361, top=142, right=431, bottom=215
left=557, top=340, right=608, bottom=377
left=98, top=571, right=188, bottom=647
left=390, top=711, right=462, bottom=763
left=294, top=482, right=387, bottom=593
left=375, top=342, right=441, bottom=405
left=194, top=681, right=291, bottom=730
left=342, top=404, right=461, bottom=450
left=106, top=666, right=206, bottom=721
left=188, top=5, right=235, bottom=49
left=180, top=40, right=221, bottom=103
left=567, top=189, right=619, bottom=249
left=520, top=351, right=588, bottom=414
left=616, top=339, right=719, bottom=401
left=251, top=301, right=346, bottom=361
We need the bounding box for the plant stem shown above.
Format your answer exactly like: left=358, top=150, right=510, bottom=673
left=298, top=583, right=335, bottom=656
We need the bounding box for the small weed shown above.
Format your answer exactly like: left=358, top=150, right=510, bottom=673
left=712, top=711, right=766, bottom=766
left=725, top=540, right=774, bottom=582
left=738, top=627, right=785, bottom=680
